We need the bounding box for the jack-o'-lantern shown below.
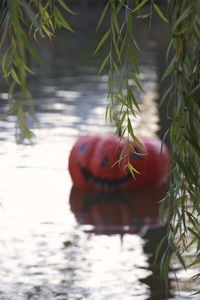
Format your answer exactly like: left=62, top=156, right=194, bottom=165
left=69, top=183, right=169, bottom=236
left=68, top=135, right=170, bottom=190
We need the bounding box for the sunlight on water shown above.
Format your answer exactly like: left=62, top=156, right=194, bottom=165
left=0, top=6, right=199, bottom=300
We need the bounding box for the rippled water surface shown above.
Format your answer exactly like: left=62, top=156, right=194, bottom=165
left=0, top=6, right=199, bottom=300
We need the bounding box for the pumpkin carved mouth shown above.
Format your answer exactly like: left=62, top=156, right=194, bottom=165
left=79, top=165, right=132, bottom=189
left=69, top=135, right=170, bottom=190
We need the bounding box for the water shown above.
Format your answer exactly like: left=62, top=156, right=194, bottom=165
left=0, top=6, right=199, bottom=300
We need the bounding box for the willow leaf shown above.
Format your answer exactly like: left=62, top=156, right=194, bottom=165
left=187, top=227, right=200, bottom=241
left=159, top=82, right=174, bottom=107
left=129, top=48, right=139, bottom=74
left=127, top=162, right=136, bottom=179
left=153, top=3, right=168, bottom=23
left=93, top=29, right=111, bottom=55
left=154, top=235, right=167, bottom=263
left=2, top=50, right=10, bottom=79
left=114, top=111, right=126, bottom=136
left=22, top=31, right=44, bottom=65
left=132, top=0, right=148, bottom=13
left=114, top=79, right=125, bottom=101
left=130, top=71, right=144, bottom=93
left=161, top=56, right=176, bottom=82
left=187, top=257, right=200, bottom=269
left=21, top=0, right=40, bottom=32
left=159, top=197, right=167, bottom=224
left=173, top=7, right=191, bottom=30
left=20, top=59, right=35, bottom=75
left=128, top=117, right=134, bottom=138
left=97, top=54, right=110, bottom=77
left=96, top=0, right=110, bottom=30
left=113, top=61, right=123, bottom=81
left=133, top=135, right=145, bottom=151
left=127, top=11, right=132, bottom=34
left=127, top=86, right=141, bottom=113
left=115, top=95, right=127, bottom=106
left=176, top=249, right=187, bottom=270
left=57, top=0, right=77, bottom=15
left=112, top=11, right=121, bottom=38
left=0, top=12, right=11, bottom=50
left=11, top=69, right=21, bottom=85
left=54, top=7, right=75, bottom=32
left=112, top=23, right=122, bottom=63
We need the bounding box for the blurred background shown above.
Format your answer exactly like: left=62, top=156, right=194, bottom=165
left=0, top=2, right=199, bottom=299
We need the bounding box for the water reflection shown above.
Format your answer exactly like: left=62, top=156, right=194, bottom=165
left=70, top=184, right=170, bottom=299
left=70, top=184, right=168, bottom=236
left=0, top=5, right=199, bottom=300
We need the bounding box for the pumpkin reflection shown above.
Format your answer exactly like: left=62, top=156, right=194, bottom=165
left=70, top=183, right=169, bottom=236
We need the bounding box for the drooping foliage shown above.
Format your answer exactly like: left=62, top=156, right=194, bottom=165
left=0, top=0, right=75, bottom=142
left=0, top=0, right=199, bottom=295
left=95, top=0, right=200, bottom=292
left=161, top=0, right=200, bottom=291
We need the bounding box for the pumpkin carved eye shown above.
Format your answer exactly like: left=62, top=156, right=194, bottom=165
left=101, top=155, right=110, bottom=166
left=78, top=142, right=87, bottom=153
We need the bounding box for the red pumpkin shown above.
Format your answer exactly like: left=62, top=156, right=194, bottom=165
left=68, top=135, right=170, bottom=190
left=70, top=183, right=169, bottom=236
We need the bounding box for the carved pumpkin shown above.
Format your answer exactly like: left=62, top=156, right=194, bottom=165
left=70, top=183, right=169, bottom=236
left=68, top=135, right=170, bottom=190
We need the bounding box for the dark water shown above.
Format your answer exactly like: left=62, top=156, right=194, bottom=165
left=0, top=6, right=199, bottom=300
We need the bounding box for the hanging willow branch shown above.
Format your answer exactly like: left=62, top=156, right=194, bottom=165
left=94, top=0, right=147, bottom=169
left=96, top=0, right=200, bottom=295
left=0, top=0, right=200, bottom=295
left=158, top=0, right=200, bottom=292
left=0, top=0, right=76, bottom=142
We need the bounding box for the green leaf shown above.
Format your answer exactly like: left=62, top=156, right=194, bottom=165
left=159, top=197, right=167, bottom=224
left=127, top=162, right=135, bottom=179
left=130, top=71, right=144, bottom=93
left=160, top=250, right=167, bottom=279
left=132, top=0, right=148, bottom=13
left=187, top=227, right=200, bottom=241
left=173, top=7, right=191, bottom=30
left=112, top=23, right=122, bottom=64
left=161, top=56, right=176, bottom=82
left=154, top=235, right=167, bottom=263
left=129, top=47, right=139, bottom=74
left=127, top=11, right=132, bottom=34
left=54, top=7, right=75, bottom=32
left=114, top=79, right=125, bottom=101
left=57, top=0, right=77, bottom=15
left=176, top=248, right=187, bottom=270
left=93, top=29, right=111, bottom=55
left=187, top=257, right=200, bottom=268
left=97, top=54, right=110, bottom=77
left=153, top=3, right=168, bottom=23
left=11, top=69, right=21, bottom=84
left=96, top=0, right=110, bottom=30
left=128, top=117, right=134, bottom=138
left=159, top=82, right=174, bottom=107
left=2, top=49, right=10, bottom=79
left=114, top=111, right=126, bottom=136
left=115, top=95, right=127, bottom=106
left=22, top=31, right=44, bottom=65
left=127, top=86, right=141, bottom=113
left=0, top=16, right=11, bottom=53
left=112, top=11, right=121, bottom=38
left=20, top=0, right=41, bottom=32
left=133, top=135, right=145, bottom=151
left=113, top=61, right=123, bottom=82
left=8, top=80, right=16, bottom=105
